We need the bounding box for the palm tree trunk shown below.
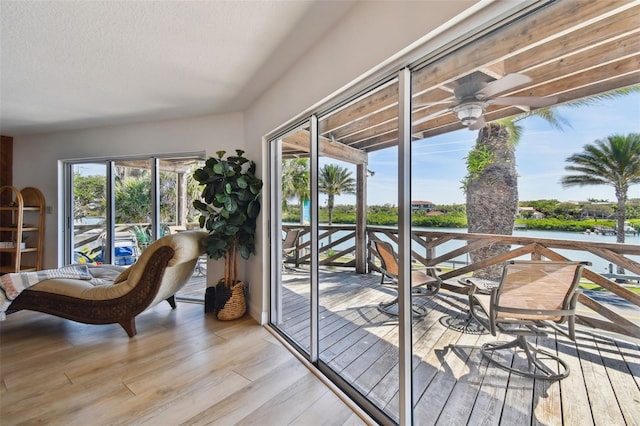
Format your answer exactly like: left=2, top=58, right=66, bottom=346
left=466, top=124, right=518, bottom=279
left=616, top=187, right=627, bottom=275
left=616, top=188, right=627, bottom=244
left=328, top=194, right=334, bottom=225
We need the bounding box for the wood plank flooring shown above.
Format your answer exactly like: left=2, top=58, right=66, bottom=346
left=0, top=302, right=369, bottom=425
left=276, top=269, right=640, bottom=425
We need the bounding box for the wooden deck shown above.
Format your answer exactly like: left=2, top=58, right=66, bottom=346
left=276, top=268, right=640, bottom=425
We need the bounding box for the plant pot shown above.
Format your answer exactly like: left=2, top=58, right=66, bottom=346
left=215, top=280, right=246, bottom=320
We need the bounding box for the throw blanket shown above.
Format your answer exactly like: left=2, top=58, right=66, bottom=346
left=0, top=265, right=92, bottom=320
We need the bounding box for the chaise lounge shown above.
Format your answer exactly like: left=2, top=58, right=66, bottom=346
left=4, top=230, right=207, bottom=337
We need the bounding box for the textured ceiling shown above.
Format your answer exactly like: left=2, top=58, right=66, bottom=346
left=0, top=1, right=356, bottom=136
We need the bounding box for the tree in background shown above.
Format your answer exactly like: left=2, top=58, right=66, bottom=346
left=73, top=174, right=106, bottom=219
left=562, top=133, right=640, bottom=244
left=281, top=158, right=310, bottom=224
left=114, top=175, right=151, bottom=223
left=318, top=164, right=355, bottom=225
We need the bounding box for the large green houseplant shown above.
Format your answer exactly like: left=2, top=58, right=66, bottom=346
left=192, top=150, right=262, bottom=320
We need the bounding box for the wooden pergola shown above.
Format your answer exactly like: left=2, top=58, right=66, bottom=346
left=278, top=0, right=639, bottom=272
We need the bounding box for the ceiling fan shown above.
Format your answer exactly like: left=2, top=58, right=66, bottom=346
left=417, top=73, right=558, bottom=130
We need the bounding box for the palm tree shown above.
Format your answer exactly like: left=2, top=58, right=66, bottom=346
left=114, top=176, right=151, bottom=223
left=464, top=86, right=640, bottom=279
left=318, top=164, right=355, bottom=225
left=282, top=158, right=310, bottom=224
left=562, top=133, right=640, bottom=244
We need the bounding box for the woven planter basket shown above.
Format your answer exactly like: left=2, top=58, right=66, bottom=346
left=217, top=281, right=246, bottom=321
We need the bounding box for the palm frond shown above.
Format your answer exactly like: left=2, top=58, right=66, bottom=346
left=512, top=108, right=571, bottom=131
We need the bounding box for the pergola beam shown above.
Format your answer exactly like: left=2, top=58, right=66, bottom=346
left=281, top=130, right=367, bottom=165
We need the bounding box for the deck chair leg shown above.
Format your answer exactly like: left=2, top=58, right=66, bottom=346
left=378, top=297, right=427, bottom=318
left=522, top=339, right=570, bottom=380
left=482, top=336, right=569, bottom=380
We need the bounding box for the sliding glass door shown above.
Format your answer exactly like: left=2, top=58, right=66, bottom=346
left=65, top=154, right=205, bottom=295
left=270, top=122, right=314, bottom=355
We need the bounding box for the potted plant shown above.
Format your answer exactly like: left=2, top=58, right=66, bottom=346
left=192, top=150, right=263, bottom=320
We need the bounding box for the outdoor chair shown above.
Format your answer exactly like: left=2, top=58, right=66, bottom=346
left=369, top=238, right=441, bottom=318
left=282, top=228, right=303, bottom=268
left=467, top=259, right=588, bottom=380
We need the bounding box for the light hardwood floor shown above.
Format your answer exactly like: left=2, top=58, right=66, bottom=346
left=0, top=302, right=371, bottom=425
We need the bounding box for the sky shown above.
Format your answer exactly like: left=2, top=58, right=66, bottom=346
left=323, top=92, right=640, bottom=207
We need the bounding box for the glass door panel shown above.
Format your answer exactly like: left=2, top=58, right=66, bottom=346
left=111, top=159, right=152, bottom=266
left=317, top=78, right=400, bottom=422
left=159, top=157, right=207, bottom=300
left=71, top=163, right=107, bottom=265
left=272, top=123, right=313, bottom=354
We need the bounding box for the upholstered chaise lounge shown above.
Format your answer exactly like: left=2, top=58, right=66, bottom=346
left=6, top=230, right=207, bottom=337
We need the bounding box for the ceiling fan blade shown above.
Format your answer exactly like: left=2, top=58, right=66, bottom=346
left=489, top=95, right=558, bottom=108
left=468, top=116, right=486, bottom=130
left=477, top=73, right=532, bottom=98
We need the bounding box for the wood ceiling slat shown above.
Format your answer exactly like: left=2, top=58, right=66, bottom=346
left=412, top=114, right=465, bottom=140
left=554, top=71, right=640, bottom=104
left=502, top=6, right=640, bottom=76
left=538, top=56, right=640, bottom=98
left=329, top=108, right=397, bottom=142
left=351, top=132, right=399, bottom=151
left=318, top=84, right=398, bottom=137
left=519, top=37, right=640, bottom=91
left=342, top=120, right=399, bottom=147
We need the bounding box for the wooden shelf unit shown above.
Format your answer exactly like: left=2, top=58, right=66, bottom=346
left=0, top=185, right=45, bottom=274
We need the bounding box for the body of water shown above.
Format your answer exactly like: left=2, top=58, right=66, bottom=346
left=452, top=227, right=638, bottom=274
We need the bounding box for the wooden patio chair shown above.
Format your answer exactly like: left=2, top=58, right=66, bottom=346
left=282, top=228, right=303, bottom=268
left=369, top=238, right=441, bottom=318
left=467, top=260, right=588, bottom=380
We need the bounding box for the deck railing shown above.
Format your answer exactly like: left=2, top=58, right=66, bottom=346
left=282, top=223, right=640, bottom=339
